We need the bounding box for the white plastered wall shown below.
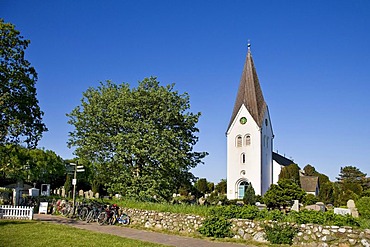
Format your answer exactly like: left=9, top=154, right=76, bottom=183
left=226, top=105, right=262, bottom=198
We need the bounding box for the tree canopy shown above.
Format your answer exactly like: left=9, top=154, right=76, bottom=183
left=0, top=144, right=65, bottom=187
left=263, top=179, right=305, bottom=209
left=67, top=77, right=208, bottom=201
left=0, top=19, right=47, bottom=148
left=278, top=163, right=300, bottom=185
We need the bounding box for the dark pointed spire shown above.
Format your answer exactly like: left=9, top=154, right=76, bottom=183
left=227, top=45, right=267, bottom=131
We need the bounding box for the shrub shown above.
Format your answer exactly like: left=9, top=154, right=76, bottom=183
left=356, top=197, right=370, bottom=219
left=198, top=215, right=233, bottom=238
left=263, top=222, right=298, bottom=245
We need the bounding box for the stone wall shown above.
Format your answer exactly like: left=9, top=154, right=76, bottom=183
left=122, top=207, right=370, bottom=246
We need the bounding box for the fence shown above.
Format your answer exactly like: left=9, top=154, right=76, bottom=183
left=0, top=205, right=34, bottom=220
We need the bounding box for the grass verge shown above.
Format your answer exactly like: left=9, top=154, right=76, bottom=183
left=0, top=220, right=165, bottom=247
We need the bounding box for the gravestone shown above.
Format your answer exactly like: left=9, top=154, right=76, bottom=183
left=305, top=204, right=321, bottom=211
left=334, top=208, right=351, bottom=216
left=347, top=199, right=359, bottom=218
left=84, top=191, right=89, bottom=198
left=95, top=193, right=99, bottom=199
left=89, top=190, right=94, bottom=198
left=291, top=200, right=299, bottom=212
left=61, top=188, right=65, bottom=197
left=79, top=190, right=84, bottom=197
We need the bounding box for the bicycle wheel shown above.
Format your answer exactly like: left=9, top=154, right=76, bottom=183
left=119, top=214, right=130, bottom=225
left=97, top=212, right=107, bottom=225
left=79, top=207, right=89, bottom=221
left=86, top=210, right=94, bottom=223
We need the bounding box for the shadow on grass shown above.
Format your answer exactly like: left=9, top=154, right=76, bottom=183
left=0, top=220, right=35, bottom=226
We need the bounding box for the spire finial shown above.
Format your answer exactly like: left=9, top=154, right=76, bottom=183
left=247, top=39, right=251, bottom=50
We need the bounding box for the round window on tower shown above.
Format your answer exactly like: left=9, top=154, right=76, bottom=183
left=240, top=170, right=246, bottom=176
left=240, top=117, right=247, bottom=125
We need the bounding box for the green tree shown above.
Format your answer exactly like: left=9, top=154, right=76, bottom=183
left=0, top=145, right=65, bottom=187
left=337, top=166, right=367, bottom=193
left=279, top=163, right=300, bottom=185
left=263, top=179, right=305, bottom=209
left=318, top=181, right=334, bottom=204
left=195, top=178, right=209, bottom=194
left=0, top=19, right=47, bottom=148
left=243, top=183, right=256, bottom=205
left=67, top=77, right=207, bottom=201
left=215, top=179, right=227, bottom=194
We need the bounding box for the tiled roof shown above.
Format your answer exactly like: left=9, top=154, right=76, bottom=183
left=227, top=48, right=267, bottom=131
left=300, top=176, right=319, bottom=192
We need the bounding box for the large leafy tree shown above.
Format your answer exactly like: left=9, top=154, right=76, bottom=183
left=0, top=145, right=65, bottom=187
left=0, top=19, right=47, bottom=148
left=67, top=77, right=207, bottom=201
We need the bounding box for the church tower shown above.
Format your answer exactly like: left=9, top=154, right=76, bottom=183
left=226, top=44, right=273, bottom=199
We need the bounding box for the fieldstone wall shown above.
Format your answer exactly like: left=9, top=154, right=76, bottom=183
left=122, top=208, right=370, bottom=246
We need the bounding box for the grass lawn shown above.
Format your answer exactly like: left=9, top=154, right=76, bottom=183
left=0, top=220, right=165, bottom=247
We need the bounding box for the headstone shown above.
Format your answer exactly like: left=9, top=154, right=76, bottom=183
left=347, top=199, right=359, bottom=218
left=315, top=202, right=326, bottom=212
left=61, top=188, right=65, bottom=197
left=198, top=197, right=206, bottom=205
left=88, top=190, right=94, bottom=198
left=347, top=199, right=356, bottom=209
left=256, top=204, right=267, bottom=211
left=305, top=204, right=321, bottom=211
left=79, top=190, right=84, bottom=197
left=84, top=191, right=89, bottom=198
left=291, top=200, right=299, bottom=212
left=334, top=208, right=351, bottom=216
left=95, top=193, right=99, bottom=199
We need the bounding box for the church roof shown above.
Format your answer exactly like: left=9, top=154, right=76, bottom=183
left=227, top=47, right=267, bottom=131
left=272, top=152, right=294, bottom=166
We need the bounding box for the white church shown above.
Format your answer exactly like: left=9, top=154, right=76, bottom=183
left=226, top=45, right=292, bottom=199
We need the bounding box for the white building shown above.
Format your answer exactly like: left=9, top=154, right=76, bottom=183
left=226, top=45, right=276, bottom=199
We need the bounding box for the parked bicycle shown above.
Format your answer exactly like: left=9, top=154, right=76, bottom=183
left=97, top=204, right=130, bottom=226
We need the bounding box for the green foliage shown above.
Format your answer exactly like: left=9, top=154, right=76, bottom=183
left=215, top=179, right=227, bottom=194
left=206, top=192, right=227, bottom=205
left=279, top=163, right=300, bottom=185
left=194, top=178, right=209, bottom=194
left=263, top=179, right=305, bottom=209
left=335, top=166, right=367, bottom=205
left=198, top=215, right=232, bottom=238
left=288, top=210, right=359, bottom=227
left=263, top=222, right=298, bottom=245
left=356, top=197, right=370, bottom=219
left=0, top=145, right=65, bottom=187
left=303, top=193, right=318, bottom=206
left=243, top=183, right=256, bottom=206
left=64, top=174, right=72, bottom=195
left=0, top=19, right=47, bottom=148
left=67, top=77, right=208, bottom=201
left=209, top=205, right=264, bottom=220
left=318, top=181, right=334, bottom=204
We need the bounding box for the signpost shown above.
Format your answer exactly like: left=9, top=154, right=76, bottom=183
left=69, top=162, right=85, bottom=217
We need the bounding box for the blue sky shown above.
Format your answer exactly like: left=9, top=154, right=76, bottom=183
left=2, top=1, right=370, bottom=183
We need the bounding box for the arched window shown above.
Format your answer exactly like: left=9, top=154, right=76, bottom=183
left=238, top=181, right=249, bottom=199
left=245, top=134, right=251, bottom=145
left=241, top=153, right=246, bottom=164
left=236, top=135, right=242, bottom=147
